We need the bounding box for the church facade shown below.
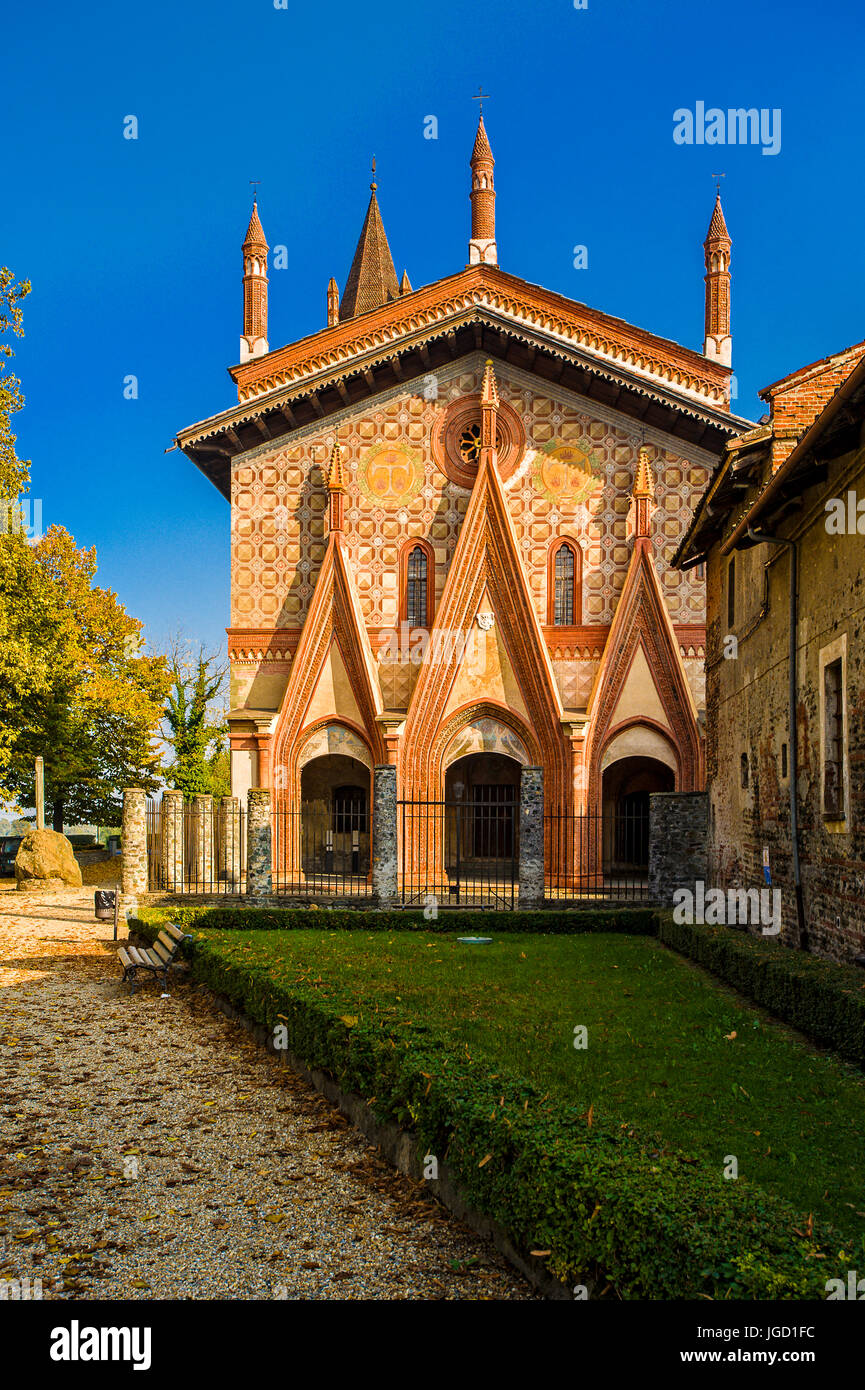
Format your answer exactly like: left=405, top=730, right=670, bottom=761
left=176, top=115, right=750, bottom=882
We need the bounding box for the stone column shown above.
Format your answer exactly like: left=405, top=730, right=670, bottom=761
left=121, top=788, right=148, bottom=898
left=518, top=766, right=544, bottom=908
left=161, top=788, right=184, bottom=891
left=191, top=794, right=214, bottom=891
left=372, top=764, right=398, bottom=908
left=648, top=791, right=708, bottom=906
left=219, top=796, right=241, bottom=887
left=246, top=788, right=272, bottom=897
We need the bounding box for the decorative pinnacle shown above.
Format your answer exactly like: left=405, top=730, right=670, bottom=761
left=370, top=155, right=377, bottom=192
left=481, top=358, right=499, bottom=409
left=327, top=439, right=346, bottom=492
left=633, top=447, right=655, bottom=499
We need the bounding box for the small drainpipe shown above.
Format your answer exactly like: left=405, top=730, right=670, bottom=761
left=744, top=526, right=807, bottom=949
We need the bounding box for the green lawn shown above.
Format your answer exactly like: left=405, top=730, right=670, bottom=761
left=198, top=928, right=865, bottom=1243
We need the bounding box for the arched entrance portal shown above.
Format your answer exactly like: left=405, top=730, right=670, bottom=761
left=299, top=754, right=370, bottom=879
left=444, top=752, right=520, bottom=869
left=601, top=755, right=674, bottom=877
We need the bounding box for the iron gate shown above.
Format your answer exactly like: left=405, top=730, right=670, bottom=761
left=398, top=793, right=518, bottom=909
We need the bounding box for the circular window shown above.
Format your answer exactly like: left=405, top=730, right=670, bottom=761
left=431, top=393, right=524, bottom=488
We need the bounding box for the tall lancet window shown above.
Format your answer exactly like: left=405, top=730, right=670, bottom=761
left=406, top=546, right=428, bottom=629
left=553, top=543, right=575, bottom=626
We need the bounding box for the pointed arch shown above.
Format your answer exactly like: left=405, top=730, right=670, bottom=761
left=584, top=538, right=703, bottom=814
left=547, top=536, right=582, bottom=626
left=402, top=453, right=568, bottom=802
left=271, top=535, right=385, bottom=804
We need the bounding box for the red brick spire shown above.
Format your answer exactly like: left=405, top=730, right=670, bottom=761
left=327, top=439, right=346, bottom=533
left=339, top=162, right=401, bottom=320
left=240, top=199, right=269, bottom=363
left=703, top=190, right=731, bottom=368
left=632, top=447, right=655, bottom=538
left=480, top=359, right=499, bottom=466
left=327, top=277, right=339, bottom=327
left=469, top=114, right=497, bottom=267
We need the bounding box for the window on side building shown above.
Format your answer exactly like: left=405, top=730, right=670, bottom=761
left=822, top=653, right=847, bottom=820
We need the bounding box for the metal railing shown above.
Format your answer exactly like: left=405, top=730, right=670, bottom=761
left=146, top=801, right=246, bottom=894
left=398, top=795, right=518, bottom=909
left=544, top=807, right=650, bottom=900
left=272, top=799, right=373, bottom=899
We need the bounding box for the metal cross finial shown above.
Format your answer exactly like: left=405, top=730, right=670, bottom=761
left=370, top=155, right=377, bottom=191
left=249, top=179, right=261, bottom=204
left=473, top=85, right=491, bottom=113
left=711, top=172, right=726, bottom=195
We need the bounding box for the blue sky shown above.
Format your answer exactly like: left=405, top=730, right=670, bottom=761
left=4, top=0, right=863, bottom=657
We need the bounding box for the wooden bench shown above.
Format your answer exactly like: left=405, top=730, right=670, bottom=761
left=118, top=923, right=193, bottom=995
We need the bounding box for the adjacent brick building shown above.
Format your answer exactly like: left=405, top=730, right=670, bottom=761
left=676, top=346, right=865, bottom=961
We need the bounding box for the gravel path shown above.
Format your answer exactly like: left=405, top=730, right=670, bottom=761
left=0, top=886, right=533, bottom=1301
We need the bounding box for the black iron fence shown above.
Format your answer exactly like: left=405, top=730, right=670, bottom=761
left=272, top=798, right=373, bottom=899
left=544, top=807, right=650, bottom=900
left=397, top=795, right=518, bottom=909
left=146, top=801, right=246, bottom=894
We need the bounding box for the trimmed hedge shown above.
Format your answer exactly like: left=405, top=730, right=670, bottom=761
left=129, top=915, right=854, bottom=1299
left=133, top=903, right=659, bottom=935
left=659, top=916, right=865, bottom=1070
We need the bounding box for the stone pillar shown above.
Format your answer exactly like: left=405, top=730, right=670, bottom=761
left=518, top=766, right=544, bottom=908
left=246, top=788, right=272, bottom=897
left=191, top=794, right=214, bottom=891
left=219, top=796, right=241, bottom=887
left=648, top=791, right=708, bottom=906
left=161, top=788, right=184, bottom=891
left=372, top=764, right=398, bottom=908
left=121, top=788, right=148, bottom=898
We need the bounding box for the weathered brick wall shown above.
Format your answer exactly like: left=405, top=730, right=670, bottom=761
left=705, top=440, right=865, bottom=962
left=648, top=791, right=708, bottom=904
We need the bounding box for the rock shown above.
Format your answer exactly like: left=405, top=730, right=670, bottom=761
left=15, top=829, right=83, bottom=890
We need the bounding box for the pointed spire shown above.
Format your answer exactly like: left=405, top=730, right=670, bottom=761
left=243, top=198, right=268, bottom=252
left=481, top=358, right=500, bottom=409
left=469, top=112, right=497, bottom=267
left=400, top=269, right=412, bottom=295
left=703, top=189, right=732, bottom=369
left=240, top=200, right=268, bottom=363
left=327, top=439, right=346, bottom=533
left=327, top=439, right=346, bottom=492
left=327, top=277, right=339, bottom=327
left=339, top=164, right=401, bottom=321
left=480, top=359, right=499, bottom=462
left=633, top=447, right=655, bottom=538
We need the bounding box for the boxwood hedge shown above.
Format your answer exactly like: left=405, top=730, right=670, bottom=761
left=129, top=913, right=854, bottom=1299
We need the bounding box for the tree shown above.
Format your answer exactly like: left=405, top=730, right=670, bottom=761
left=0, top=526, right=170, bottom=828
left=0, top=266, right=31, bottom=504
left=163, top=645, right=229, bottom=799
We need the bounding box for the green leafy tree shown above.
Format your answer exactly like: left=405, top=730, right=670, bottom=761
left=0, top=526, right=170, bottom=828
left=0, top=266, right=31, bottom=504
left=163, top=646, right=228, bottom=799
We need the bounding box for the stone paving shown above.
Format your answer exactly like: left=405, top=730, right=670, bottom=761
left=0, top=885, right=533, bottom=1301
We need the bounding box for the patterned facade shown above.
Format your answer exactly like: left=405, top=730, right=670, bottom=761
left=177, top=115, right=750, bottom=847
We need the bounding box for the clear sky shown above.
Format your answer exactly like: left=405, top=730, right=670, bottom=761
left=4, top=0, right=863, bottom=658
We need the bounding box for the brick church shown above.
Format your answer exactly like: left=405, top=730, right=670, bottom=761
left=176, top=113, right=750, bottom=884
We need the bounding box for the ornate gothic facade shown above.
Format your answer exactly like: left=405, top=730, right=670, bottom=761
left=177, top=116, right=750, bottom=874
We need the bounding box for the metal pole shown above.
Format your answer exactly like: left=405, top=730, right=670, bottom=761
left=35, top=757, right=45, bottom=831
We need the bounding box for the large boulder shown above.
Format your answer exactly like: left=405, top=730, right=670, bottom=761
left=15, top=828, right=83, bottom=891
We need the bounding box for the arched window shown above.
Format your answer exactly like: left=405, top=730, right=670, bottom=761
left=399, top=539, right=434, bottom=629
left=547, top=539, right=581, bottom=626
